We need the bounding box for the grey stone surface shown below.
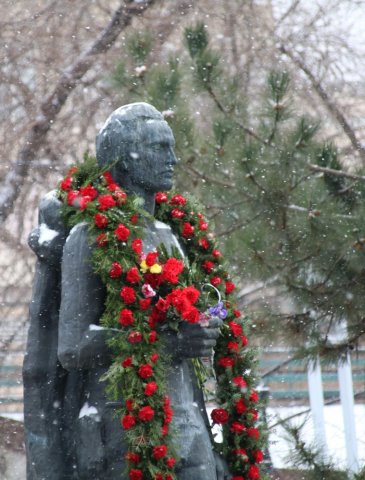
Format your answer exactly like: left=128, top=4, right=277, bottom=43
left=24, top=103, right=229, bottom=479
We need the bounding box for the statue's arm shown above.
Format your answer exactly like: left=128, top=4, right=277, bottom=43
left=58, top=223, right=110, bottom=370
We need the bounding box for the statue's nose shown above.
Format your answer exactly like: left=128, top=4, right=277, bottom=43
left=169, top=148, right=178, bottom=165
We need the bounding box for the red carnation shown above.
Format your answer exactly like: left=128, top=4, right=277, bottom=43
left=129, top=468, right=143, bottom=480
left=247, top=427, right=260, bottom=439
left=254, top=450, right=264, bottom=463
left=198, top=237, right=210, bottom=250
left=212, top=249, right=221, bottom=257
left=155, top=298, right=169, bottom=312
left=121, top=414, right=136, bottom=430
left=80, top=184, right=98, bottom=200
left=96, top=233, right=108, bottom=247
left=60, top=177, right=73, bottom=191
left=161, top=424, right=169, bottom=436
left=229, top=321, right=243, bottom=337
left=119, top=309, right=134, bottom=327
left=125, top=399, right=134, bottom=411
left=227, top=341, right=240, bottom=352
left=148, top=330, right=157, bottom=343
left=233, top=376, right=247, bottom=388
left=218, top=357, right=235, bottom=368
left=230, top=421, right=245, bottom=434
left=146, top=252, right=159, bottom=266
left=211, top=408, right=229, bottom=425
left=210, top=276, right=222, bottom=286
left=121, top=356, right=133, bottom=368
left=225, top=281, right=236, bottom=294
left=125, top=452, right=141, bottom=463
left=170, top=194, right=186, bottom=206
left=182, top=286, right=200, bottom=304
left=155, top=192, right=168, bottom=203
left=166, top=457, right=176, bottom=468
left=232, top=477, right=244, bottom=480
left=109, top=262, right=122, bottom=278
left=250, top=390, right=259, bottom=403
left=115, top=223, right=130, bottom=242
left=103, top=171, right=114, bottom=185
left=152, top=444, right=167, bottom=460
left=234, top=448, right=248, bottom=461
left=241, top=335, right=248, bottom=347
left=249, top=409, right=259, bottom=421
left=94, top=213, right=108, bottom=229
left=114, top=190, right=127, bottom=204
left=150, top=353, right=159, bottom=363
left=139, top=298, right=151, bottom=310
left=144, top=382, right=157, bottom=396
left=98, top=194, right=116, bottom=211
left=161, top=258, right=184, bottom=284
left=107, top=182, right=119, bottom=192
left=131, top=214, right=138, bottom=224
left=132, top=238, right=143, bottom=255
left=182, top=222, right=195, bottom=238
left=155, top=474, right=164, bottom=480
left=138, top=364, right=153, bottom=379
left=79, top=196, right=93, bottom=210
left=199, top=219, right=208, bottom=230
left=171, top=208, right=185, bottom=219
left=67, top=190, right=79, bottom=206
left=202, top=260, right=214, bottom=273
left=128, top=331, right=142, bottom=344
left=126, top=267, right=140, bottom=284
left=235, top=398, right=247, bottom=414
left=181, top=306, right=200, bottom=324
left=121, top=286, right=136, bottom=304
left=248, top=464, right=260, bottom=480
left=138, top=406, right=155, bottom=422
left=234, top=309, right=241, bottom=318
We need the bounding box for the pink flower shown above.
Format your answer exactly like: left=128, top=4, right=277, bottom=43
left=142, top=283, right=156, bottom=298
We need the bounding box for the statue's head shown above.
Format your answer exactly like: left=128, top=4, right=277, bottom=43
left=96, top=103, right=177, bottom=193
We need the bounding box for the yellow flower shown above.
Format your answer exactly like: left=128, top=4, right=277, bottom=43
left=150, top=263, right=162, bottom=274
left=140, top=260, right=148, bottom=273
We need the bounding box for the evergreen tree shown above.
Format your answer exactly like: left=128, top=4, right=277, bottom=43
left=111, top=23, right=365, bottom=365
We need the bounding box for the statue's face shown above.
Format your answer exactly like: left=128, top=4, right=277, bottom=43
left=122, top=120, right=178, bottom=193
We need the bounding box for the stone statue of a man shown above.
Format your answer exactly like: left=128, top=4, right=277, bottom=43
left=24, top=103, right=229, bottom=479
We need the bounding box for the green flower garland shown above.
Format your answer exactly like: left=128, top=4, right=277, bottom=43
left=58, top=157, right=265, bottom=480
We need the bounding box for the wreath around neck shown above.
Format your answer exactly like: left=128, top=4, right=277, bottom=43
left=57, top=156, right=264, bottom=480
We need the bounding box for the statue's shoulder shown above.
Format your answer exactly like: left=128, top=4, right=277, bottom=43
left=64, top=222, right=90, bottom=253
left=28, top=191, right=68, bottom=263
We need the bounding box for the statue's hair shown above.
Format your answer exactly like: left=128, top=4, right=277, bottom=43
left=96, top=102, right=165, bottom=169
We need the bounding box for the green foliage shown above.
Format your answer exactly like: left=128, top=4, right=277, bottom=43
left=126, top=31, right=153, bottom=64
left=184, top=22, right=208, bottom=58
left=281, top=421, right=347, bottom=480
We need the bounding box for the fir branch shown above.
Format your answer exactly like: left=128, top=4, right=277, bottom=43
left=309, top=164, right=365, bottom=182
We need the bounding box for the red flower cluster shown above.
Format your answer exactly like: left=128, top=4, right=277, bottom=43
left=165, top=286, right=200, bottom=323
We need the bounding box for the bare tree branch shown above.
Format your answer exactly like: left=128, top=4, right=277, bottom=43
left=0, top=0, right=157, bottom=225
left=279, top=44, right=365, bottom=163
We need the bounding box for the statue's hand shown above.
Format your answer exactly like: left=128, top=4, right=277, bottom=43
left=163, top=316, right=222, bottom=359
left=214, top=451, right=231, bottom=480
